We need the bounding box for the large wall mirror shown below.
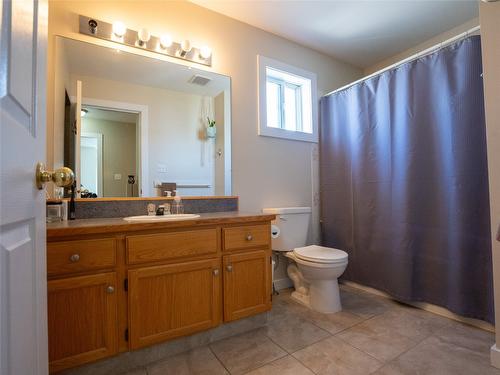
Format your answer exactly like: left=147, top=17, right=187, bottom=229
left=53, top=36, right=231, bottom=198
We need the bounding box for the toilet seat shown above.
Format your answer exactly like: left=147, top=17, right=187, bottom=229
left=293, top=245, right=348, bottom=264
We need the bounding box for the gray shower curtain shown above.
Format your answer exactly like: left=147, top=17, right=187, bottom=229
left=320, top=36, right=493, bottom=322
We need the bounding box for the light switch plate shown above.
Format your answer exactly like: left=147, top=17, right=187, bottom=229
left=157, top=164, right=167, bottom=173
left=114, top=174, right=122, bottom=180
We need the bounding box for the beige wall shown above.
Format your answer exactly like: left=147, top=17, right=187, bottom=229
left=53, top=37, right=71, bottom=170
left=82, top=117, right=137, bottom=197
left=479, top=1, right=500, bottom=367
left=365, top=17, right=479, bottom=75
left=46, top=0, right=362, bottom=243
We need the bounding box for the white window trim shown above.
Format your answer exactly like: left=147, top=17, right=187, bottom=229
left=258, top=55, right=318, bottom=143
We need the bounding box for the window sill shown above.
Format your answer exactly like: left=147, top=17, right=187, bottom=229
left=258, top=126, right=318, bottom=143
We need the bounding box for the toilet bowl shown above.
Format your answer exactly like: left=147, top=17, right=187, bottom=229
left=286, top=245, right=348, bottom=313
left=262, top=206, right=348, bottom=314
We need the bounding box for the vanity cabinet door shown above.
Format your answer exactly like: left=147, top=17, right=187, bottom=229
left=48, top=272, right=118, bottom=373
left=128, top=258, right=221, bottom=349
left=223, top=250, right=272, bottom=322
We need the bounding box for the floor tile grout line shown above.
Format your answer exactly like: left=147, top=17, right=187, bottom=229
left=290, top=351, right=323, bottom=375
left=288, top=336, right=334, bottom=375
left=281, top=299, right=386, bottom=335
left=332, top=305, right=450, bottom=366
left=263, top=327, right=332, bottom=356
left=239, top=354, right=300, bottom=375
left=289, top=334, right=386, bottom=375
left=371, top=331, right=442, bottom=371
left=207, top=343, right=234, bottom=375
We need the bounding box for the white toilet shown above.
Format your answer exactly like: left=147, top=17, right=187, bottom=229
left=263, top=207, right=348, bottom=313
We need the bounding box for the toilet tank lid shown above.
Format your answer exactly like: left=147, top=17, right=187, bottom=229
left=262, top=207, right=312, bottom=215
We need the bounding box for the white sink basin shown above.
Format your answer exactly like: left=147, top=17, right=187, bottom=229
left=123, top=214, right=200, bottom=222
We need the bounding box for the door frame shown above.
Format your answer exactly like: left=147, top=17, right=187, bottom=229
left=73, top=97, right=149, bottom=196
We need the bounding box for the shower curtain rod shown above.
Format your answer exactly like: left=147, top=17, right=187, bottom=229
left=324, top=25, right=481, bottom=97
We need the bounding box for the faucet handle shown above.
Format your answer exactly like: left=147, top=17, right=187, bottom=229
left=147, top=203, right=156, bottom=216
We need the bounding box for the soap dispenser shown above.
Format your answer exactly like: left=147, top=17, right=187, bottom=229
left=172, top=194, right=184, bottom=214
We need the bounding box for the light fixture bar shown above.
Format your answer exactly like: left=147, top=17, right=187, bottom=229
left=78, top=15, right=212, bottom=67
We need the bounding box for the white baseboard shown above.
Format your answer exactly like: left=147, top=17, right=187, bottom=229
left=341, top=280, right=494, bottom=333
left=273, top=277, right=293, bottom=291
left=491, top=345, right=500, bottom=369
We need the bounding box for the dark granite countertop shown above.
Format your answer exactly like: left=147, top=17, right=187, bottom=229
left=46, top=211, right=276, bottom=239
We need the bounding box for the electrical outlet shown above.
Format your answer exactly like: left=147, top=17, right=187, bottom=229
left=157, top=164, right=167, bottom=173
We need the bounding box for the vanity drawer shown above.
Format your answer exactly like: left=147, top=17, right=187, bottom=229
left=47, top=238, right=117, bottom=276
left=126, top=228, right=219, bottom=264
left=223, top=224, right=270, bottom=252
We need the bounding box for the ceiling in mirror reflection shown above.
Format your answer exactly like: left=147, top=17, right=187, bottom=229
left=61, top=38, right=229, bottom=96
left=82, top=107, right=138, bottom=122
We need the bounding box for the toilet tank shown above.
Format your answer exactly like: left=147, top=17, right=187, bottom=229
left=262, top=207, right=312, bottom=252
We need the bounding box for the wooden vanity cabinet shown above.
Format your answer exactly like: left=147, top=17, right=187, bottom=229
left=223, top=250, right=272, bottom=321
left=47, top=272, right=118, bottom=373
left=128, top=258, right=221, bottom=349
left=47, top=218, right=273, bottom=372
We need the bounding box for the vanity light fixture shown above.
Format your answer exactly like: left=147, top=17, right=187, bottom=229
left=180, top=39, right=192, bottom=57
left=78, top=16, right=212, bottom=66
left=81, top=108, right=88, bottom=117
left=88, top=19, right=98, bottom=34
left=199, top=46, right=212, bottom=60
left=137, top=28, right=151, bottom=47
left=159, top=34, right=173, bottom=49
left=112, top=21, right=126, bottom=38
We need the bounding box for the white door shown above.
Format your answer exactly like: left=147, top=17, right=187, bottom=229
left=0, top=1, right=49, bottom=374
left=74, top=80, right=82, bottom=197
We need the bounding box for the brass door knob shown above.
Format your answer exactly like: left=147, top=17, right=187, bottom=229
left=36, top=162, right=74, bottom=190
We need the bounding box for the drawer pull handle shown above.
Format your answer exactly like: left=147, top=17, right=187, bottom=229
left=213, top=269, right=219, bottom=276
left=226, top=265, right=233, bottom=272
left=106, top=286, right=115, bottom=294
left=69, top=254, right=80, bottom=262
left=246, top=234, right=253, bottom=241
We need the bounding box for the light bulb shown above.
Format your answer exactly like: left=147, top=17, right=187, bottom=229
left=137, top=28, right=151, bottom=43
left=199, top=46, right=212, bottom=59
left=112, top=21, right=126, bottom=38
left=180, top=39, right=192, bottom=53
left=160, top=34, right=173, bottom=49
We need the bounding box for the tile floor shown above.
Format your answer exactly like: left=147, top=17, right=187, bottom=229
left=124, top=285, right=499, bottom=375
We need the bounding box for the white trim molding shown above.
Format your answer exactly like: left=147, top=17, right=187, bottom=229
left=342, top=280, right=495, bottom=333
left=78, top=97, right=150, bottom=196
left=257, top=55, right=318, bottom=143
left=492, top=344, right=500, bottom=368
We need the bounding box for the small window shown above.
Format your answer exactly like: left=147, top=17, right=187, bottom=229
left=258, top=56, right=317, bottom=142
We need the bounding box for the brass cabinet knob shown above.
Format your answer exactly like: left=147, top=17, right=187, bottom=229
left=69, top=254, right=80, bottom=262
left=246, top=234, right=253, bottom=241
left=36, top=162, right=74, bottom=190
left=106, top=286, right=115, bottom=294
left=226, top=265, right=233, bottom=272
left=213, top=269, right=219, bottom=276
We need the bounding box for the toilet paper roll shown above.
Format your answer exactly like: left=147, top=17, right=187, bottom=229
left=271, top=224, right=280, bottom=239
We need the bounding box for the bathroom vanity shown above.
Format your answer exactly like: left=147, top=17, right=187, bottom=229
left=46, top=212, right=274, bottom=373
